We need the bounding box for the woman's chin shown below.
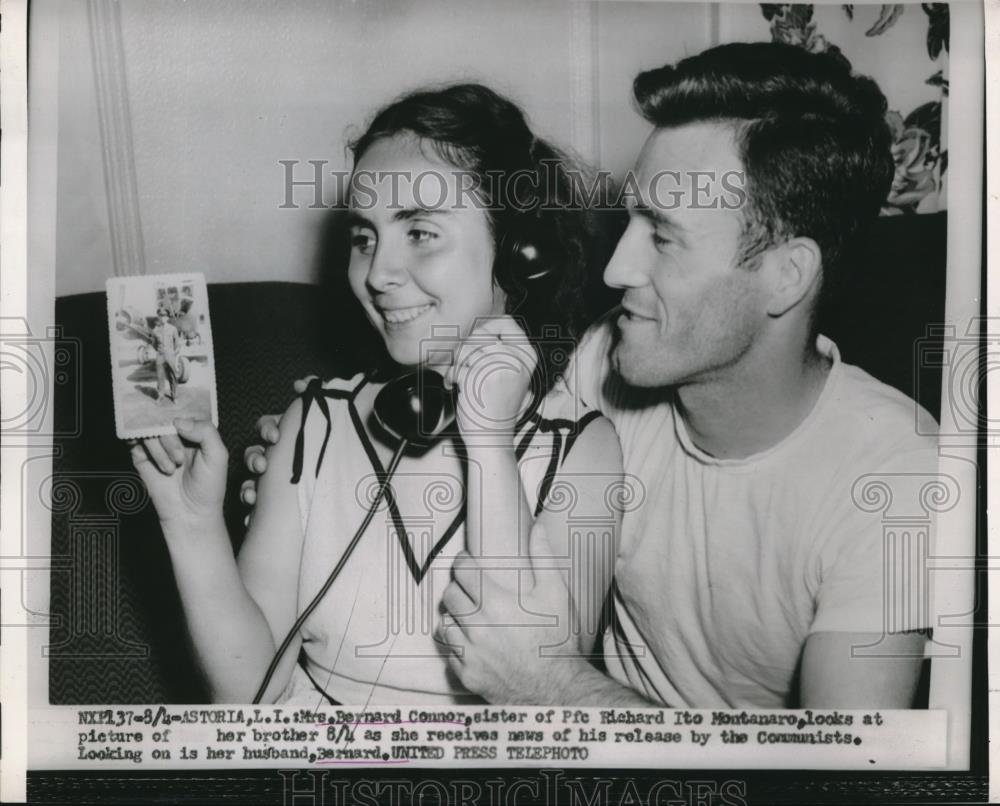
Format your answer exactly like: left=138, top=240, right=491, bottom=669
left=380, top=344, right=419, bottom=368
left=376, top=333, right=417, bottom=364
left=382, top=332, right=460, bottom=374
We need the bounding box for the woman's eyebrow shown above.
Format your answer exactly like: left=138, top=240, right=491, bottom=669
left=393, top=207, right=453, bottom=222
left=347, top=208, right=454, bottom=227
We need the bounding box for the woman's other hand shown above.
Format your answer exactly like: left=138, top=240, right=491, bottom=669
left=130, top=418, right=228, bottom=534
left=239, top=376, right=316, bottom=511
left=448, top=316, right=538, bottom=437
left=240, top=414, right=280, bottom=510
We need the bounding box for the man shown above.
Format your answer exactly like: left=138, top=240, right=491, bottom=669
left=435, top=42, right=937, bottom=708
left=244, top=42, right=937, bottom=708
left=152, top=306, right=181, bottom=405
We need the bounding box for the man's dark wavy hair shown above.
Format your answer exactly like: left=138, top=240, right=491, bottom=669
left=347, top=82, right=597, bottom=399
left=633, top=42, right=894, bottom=305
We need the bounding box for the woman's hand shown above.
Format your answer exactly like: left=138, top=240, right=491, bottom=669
left=130, top=418, right=228, bottom=534
left=448, top=316, right=538, bottom=437
left=239, top=376, right=316, bottom=511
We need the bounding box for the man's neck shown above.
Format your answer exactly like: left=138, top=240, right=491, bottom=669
left=676, top=335, right=832, bottom=460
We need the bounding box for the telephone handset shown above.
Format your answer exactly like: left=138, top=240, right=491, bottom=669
left=252, top=368, right=458, bottom=703
left=372, top=368, right=457, bottom=448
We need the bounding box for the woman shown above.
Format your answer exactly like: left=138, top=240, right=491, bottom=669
left=132, top=83, right=622, bottom=705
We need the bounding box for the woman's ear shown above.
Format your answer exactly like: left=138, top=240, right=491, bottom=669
left=764, top=237, right=822, bottom=318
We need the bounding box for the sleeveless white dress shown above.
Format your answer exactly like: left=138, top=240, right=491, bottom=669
left=275, top=373, right=601, bottom=706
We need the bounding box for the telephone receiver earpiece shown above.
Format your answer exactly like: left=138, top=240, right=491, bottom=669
left=511, top=240, right=550, bottom=281
left=501, top=230, right=552, bottom=283
left=372, top=368, right=457, bottom=447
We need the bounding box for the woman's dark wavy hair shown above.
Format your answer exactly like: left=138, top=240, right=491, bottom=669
left=633, top=42, right=894, bottom=308
left=346, top=82, right=597, bottom=399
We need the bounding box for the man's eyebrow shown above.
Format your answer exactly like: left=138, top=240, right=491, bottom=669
left=632, top=203, right=687, bottom=234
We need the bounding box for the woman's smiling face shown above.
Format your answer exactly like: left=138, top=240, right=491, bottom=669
left=347, top=133, right=506, bottom=369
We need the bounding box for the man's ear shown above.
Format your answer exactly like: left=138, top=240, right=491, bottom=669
left=764, top=237, right=822, bottom=318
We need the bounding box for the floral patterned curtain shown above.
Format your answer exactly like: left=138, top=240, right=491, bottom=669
left=755, top=4, right=949, bottom=215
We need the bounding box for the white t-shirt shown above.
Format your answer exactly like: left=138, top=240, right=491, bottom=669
left=568, top=315, right=939, bottom=708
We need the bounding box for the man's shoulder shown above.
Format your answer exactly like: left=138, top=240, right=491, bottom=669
left=812, top=359, right=939, bottom=475
left=574, top=312, right=617, bottom=368
left=566, top=312, right=617, bottom=409
left=836, top=361, right=936, bottom=436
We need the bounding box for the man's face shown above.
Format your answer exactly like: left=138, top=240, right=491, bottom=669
left=604, top=122, right=771, bottom=388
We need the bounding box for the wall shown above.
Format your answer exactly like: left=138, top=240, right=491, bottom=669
left=45, top=0, right=717, bottom=297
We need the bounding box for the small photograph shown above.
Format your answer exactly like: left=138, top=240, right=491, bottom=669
left=106, top=273, right=217, bottom=438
